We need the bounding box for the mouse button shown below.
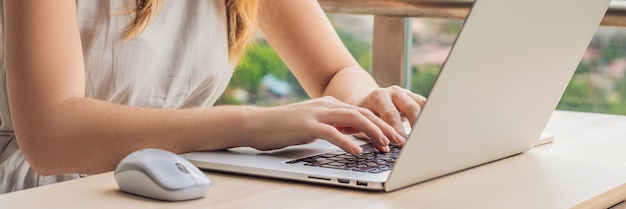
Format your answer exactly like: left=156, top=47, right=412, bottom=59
left=172, top=155, right=205, bottom=176
left=144, top=161, right=196, bottom=190
left=117, top=149, right=169, bottom=170
left=168, top=156, right=211, bottom=185
left=114, top=160, right=142, bottom=175
left=175, top=163, right=190, bottom=174
left=129, top=149, right=196, bottom=190
left=171, top=161, right=210, bottom=185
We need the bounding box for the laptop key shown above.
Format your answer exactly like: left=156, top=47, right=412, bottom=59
left=329, top=151, right=347, bottom=155
left=354, top=166, right=379, bottom=172
left=327, top=162, right=346, bottom=167
left=319, top=153, right=338, bottom=158
left=309, top=159, right=333, bottom=166
left=337, top=160, right=352, bottom=164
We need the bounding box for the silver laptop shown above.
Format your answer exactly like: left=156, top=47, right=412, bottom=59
left=183, top=0, right=612, bottom=192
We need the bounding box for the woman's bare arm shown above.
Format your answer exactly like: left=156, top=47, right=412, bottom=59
left=4, top=0, right=397, bottom=175
left=257, top=0, right=376, bottom=103
left=3, top=0, right=252, bottom=173
left=258, top=0, right=426, bottom=138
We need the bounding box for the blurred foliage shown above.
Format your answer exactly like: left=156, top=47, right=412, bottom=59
left=219, top=16, right=626, bottom=115
left=559, top=74, right=626, bottom=115
left=409, top=65, right=439, bottom=97
left=217, top=18, right=372, bottom=106
left=215, top=40, right=306, bottom=106
left=410, top=20, right=626, bottom=115
left=335, top=28, right=372, bottom=71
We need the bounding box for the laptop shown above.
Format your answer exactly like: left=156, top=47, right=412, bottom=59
left=182, top=0, right=612, bottom=192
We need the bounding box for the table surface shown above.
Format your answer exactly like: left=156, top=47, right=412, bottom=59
left=1, top=110, right=625, bottom=209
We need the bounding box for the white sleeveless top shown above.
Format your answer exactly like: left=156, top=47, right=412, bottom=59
left=0, top=0, right=233, bottom=193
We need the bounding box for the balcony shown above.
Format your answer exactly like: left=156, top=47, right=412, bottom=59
left=319, top=0, right=626, bottom=86
left=219, top=0, right=626, bottom=115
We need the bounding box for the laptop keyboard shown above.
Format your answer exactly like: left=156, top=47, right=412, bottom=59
left=285, top=144, right=400, bottom=174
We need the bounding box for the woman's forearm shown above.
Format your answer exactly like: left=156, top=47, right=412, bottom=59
left=4, top=1, right=257, bottom=175
left=19, top=97, right=256, bottom=175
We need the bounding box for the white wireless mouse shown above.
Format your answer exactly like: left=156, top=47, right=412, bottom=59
left=114, top=148, right=212, bottom=201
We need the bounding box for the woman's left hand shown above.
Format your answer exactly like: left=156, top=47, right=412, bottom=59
left=356, top=85, right=427, bottom=140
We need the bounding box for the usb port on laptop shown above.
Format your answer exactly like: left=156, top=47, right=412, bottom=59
left=356, top=181, right=368, bottom=187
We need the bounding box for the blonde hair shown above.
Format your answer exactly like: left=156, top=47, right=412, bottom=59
left=125, top=0, right=259, bottom=62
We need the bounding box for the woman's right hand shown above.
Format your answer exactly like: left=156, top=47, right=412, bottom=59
left=245, top=96, right=405, bottom=155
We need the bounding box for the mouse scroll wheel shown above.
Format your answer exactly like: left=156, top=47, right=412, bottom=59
left=175, top=163, right=190, bottom=174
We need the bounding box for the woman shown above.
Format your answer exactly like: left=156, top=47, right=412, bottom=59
left=0, top=0, right=425, bottom=193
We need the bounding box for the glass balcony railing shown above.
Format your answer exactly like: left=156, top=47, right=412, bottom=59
left=218, top=0, right=626, bottom=115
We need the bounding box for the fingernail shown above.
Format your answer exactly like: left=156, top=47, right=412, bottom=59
left=383, top=146, right=390, bottom=153
left=400, top=129, right=408, bottom=138
left=352, top=146, right=363, bottom=155
left=395, top=133, right=406, bottom=143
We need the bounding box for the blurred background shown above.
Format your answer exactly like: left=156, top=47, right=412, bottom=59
left=217, top=14, right=626, bottom=115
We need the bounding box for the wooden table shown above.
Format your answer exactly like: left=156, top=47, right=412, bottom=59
left=1, top=111, right=625, bottom=209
